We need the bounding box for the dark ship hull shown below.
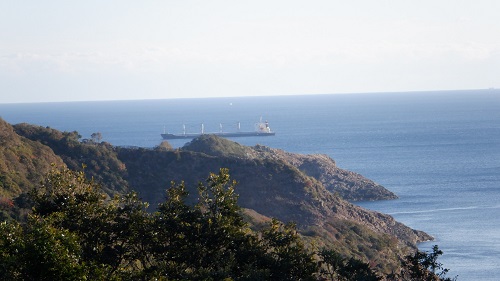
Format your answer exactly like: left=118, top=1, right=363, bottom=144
left=161, top=131, right=275, bottom=140
left=161, top=118, right=275, bottom=140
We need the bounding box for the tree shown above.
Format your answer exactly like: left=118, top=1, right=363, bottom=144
left=318, top=249, right=380, bottom=281
left=29, top=167, right=151, bottom=280
left=340, top=258, right=381, bottom=281
left=400, top=245, right=456, bottom=281
left=152, top=168, right=268, bottom=280
left=91, top=132, right=102, bottom=143
left=319, top=248, right=345, bottom=280
left=0, top=218, right=86, bottom=281
left=260, top=219, right=318, bottom=281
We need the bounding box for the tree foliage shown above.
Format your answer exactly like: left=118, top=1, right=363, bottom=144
left=0, top=218, right=85, bottom=280
left=397, top=245, right=457, bottom=281
left=13, top=123, right=129, bottom=195
left=0, top=167, right=455, bottom=280
left=318, top=248, right=381, bottom=281
left=91, top=132, right=103, bottom=143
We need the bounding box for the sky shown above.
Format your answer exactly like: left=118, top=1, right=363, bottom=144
left=1, top=0, right=499, bottom=103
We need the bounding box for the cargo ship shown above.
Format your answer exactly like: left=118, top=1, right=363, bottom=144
left=161, top=119, right=275, bottom=140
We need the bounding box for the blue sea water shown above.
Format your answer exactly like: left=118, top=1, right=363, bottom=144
left=1, top=89, right=499, bottom=280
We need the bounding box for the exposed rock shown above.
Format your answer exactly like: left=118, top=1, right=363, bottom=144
left=184, top=135, right=398, bottom=201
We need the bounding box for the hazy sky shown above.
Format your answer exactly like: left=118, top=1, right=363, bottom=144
left=1, top=1, right=499, bottom=103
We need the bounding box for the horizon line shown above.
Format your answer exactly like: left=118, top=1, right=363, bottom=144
left=1, top=88, right=498, bottom=105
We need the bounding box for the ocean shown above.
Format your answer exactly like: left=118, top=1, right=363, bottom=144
left=1, top=89, right=499, bottom=280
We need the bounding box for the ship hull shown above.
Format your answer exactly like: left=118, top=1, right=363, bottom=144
left=161, top=132, right=275, bottom=140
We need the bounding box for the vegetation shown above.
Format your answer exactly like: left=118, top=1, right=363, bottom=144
left=397, top=245, right=457, bottom=281
left=183, top=134, right=250, bottom=158
left=1, top=120, right=456, bottom=278
left=156, top=140, right=173, bottom=151
left=0, top=119, right=64, bottom=198
left=0, top=167, right=455, bottom=280
left=13, top=123, right=130, bottom=195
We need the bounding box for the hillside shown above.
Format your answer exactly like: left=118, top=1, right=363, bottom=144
left=0, top=119, right=64, bottom=197
left=117, top=144, right=430, bottom=270
left=6, top=122, right=432, bottom=272
left=119, top=136, right=429, bottom=244
left=13, top=122, right=130, bottom=195
left=183, top=135, right=397, bottom=201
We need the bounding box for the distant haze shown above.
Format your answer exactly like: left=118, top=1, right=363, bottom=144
left=1, top=1, right=499, bottom=103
